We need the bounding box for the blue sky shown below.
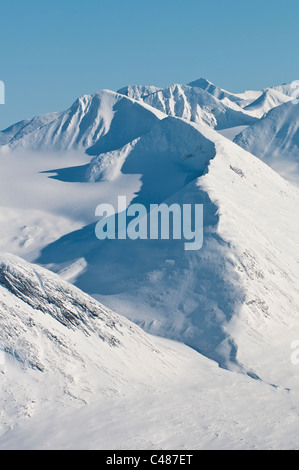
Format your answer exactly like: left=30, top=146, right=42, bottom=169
left=0, top=0, right=298, bottom=129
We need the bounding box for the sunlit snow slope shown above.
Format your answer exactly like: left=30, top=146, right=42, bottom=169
left=1, top=254, right=299, bottom=450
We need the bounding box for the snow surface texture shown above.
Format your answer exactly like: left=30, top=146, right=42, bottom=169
left=1, top=254, right=299, bottom=450
left=1, top=77, right=299, bottom=449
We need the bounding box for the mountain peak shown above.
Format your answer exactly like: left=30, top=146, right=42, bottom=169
left=0, top=89, right=162, bottom=154
left=187, top=77, right=213, bottom=88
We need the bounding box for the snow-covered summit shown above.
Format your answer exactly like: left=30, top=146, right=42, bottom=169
left=188, top=77, right=241, bottom=102
left=243, top=88, right=291, bottom=118
left=0, top=90, right=164, bottom=154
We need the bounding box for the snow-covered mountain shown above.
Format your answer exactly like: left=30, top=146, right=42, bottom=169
left=187, top=77, right=262, bottom=107
left=118, top=78, right=295, bottom=125
left=0, top=253, right=170, bottom=382
left=1, top=77, right=299, bottom=449
left=0, top=90, right=164, bottom=154
left=118, top=82, right=258, bottom=129
left=0, top=82, right=258, bottom=156
left=243, top=88, right=291, bottom=118
left=27, top=115, right=299, bottom=388
left=187, top=77, right=242, bottom=102
left=0, top=78, right=293, bottom=155
left=234, top=100, right=299, bottom=185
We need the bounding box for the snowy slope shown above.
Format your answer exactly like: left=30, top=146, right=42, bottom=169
left=234, top=101, right=299, bottom=185
left=119, top=83, right=257, bottom=129
left=2, top=254, right=299, bottom=450
left=0, top=90, right=164, bottom=154
left=0, top=253, right=184, bottom=414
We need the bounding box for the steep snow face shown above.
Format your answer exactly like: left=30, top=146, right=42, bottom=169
left=0, top=253, right=196, bottom=445
left=243, top=88, right=291, bottom=118
left=0, top=90, right=164, bottom=154
left=234, top=101, right=299, bottom=185
left=35, top=116, right=299, bottom=388
left=120, top=84, right=257, bottom=129
left=0, top=253, right=176, bottom=393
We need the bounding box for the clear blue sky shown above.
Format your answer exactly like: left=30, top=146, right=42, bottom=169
left=0, top=0, right=298, bottom=129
